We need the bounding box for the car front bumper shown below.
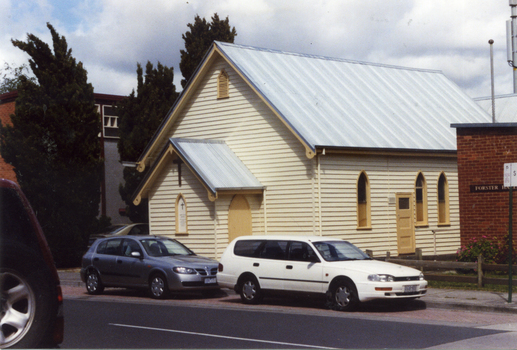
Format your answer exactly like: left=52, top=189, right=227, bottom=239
left=356, top=280, right=428, bottom=302
left=166, top=271, right=219, bottom=291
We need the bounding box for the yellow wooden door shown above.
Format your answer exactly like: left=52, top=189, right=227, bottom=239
left=396, top=193, right=415, bottom=255
left=228, top=195, right=252, bottom=242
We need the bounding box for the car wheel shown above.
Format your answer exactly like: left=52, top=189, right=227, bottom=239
left=85, top=270, right=104, bottom=295
left=329, top=278, right=358, bottom=311
left=239, top=275, right=263, bottom=304
left=0, top=266, right=57, bottom=348
left=149, top=273, right=169, bottom=299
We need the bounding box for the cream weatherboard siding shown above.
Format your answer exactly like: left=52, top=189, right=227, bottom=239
left=144, top=55, right=460, bottom=259
left=148, top=160, right=263, bottom=259
left=318, top=154, right=460, bottom=257
left=148, top=57, right=317, bottom=259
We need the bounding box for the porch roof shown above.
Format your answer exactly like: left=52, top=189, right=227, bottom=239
left=133, top=138, right=264, bottom=203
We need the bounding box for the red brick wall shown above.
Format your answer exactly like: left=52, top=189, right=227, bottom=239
left=456, top=127, right=517, bottom=245
left=0, top=100, right=17, bottom=182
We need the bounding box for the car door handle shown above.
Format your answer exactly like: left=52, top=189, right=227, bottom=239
left=93, top=258, right=99, bottom=261
left=117, top=260, right=123, bottom=264
left=286, top=265, right=293, bottom=269
left=253, top=263, right=259, bottom=267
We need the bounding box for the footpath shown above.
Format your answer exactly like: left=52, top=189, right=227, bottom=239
left=58, top=269, right=517, bottom=314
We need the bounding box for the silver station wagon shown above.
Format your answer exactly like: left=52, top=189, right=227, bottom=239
left=218, top=235, right=428, bottom=311
left=81, top=236, right=219, bottom=299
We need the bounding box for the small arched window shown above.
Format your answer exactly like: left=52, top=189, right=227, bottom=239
left=175, top=194, right=188, bottom=234
left=415, top=172, right=428, bottom=226
left=357, top=171, right=371, bottom=228
left=217, top=69, right=229, bottom=99
left=437, top=173, right=449, bottom=225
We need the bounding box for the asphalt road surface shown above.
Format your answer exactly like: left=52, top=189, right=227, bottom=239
left=61, top=297, right=511, bottom=349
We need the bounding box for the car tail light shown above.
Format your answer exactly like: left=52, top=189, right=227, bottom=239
left=218, top=263, right=223, bottom=272
left=53, top=286, right=64, bottom=344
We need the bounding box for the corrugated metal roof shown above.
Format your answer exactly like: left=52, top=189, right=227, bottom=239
left=216, top=42, right=492, bottom=152
left=170, top=138, right=264, bottom=195
left=475, top=94, right=517, bottom=123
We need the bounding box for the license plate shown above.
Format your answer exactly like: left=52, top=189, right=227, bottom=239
left=404, top=285, right=418, bottom=293
left=204, top=277, right=217, bottom=284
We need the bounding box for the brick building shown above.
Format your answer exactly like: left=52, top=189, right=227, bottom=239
left=452, top=94, right=517, bottom=245
left=0, top=90, right=130, bottom=224
left=452, top=123, right=517, bottom=244
left=0, top=91, right=17, bottom=182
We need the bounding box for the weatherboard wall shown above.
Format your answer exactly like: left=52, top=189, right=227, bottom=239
left=318, top=154, right=460, bottom=256
left=146, top=55, right=460, bottom=259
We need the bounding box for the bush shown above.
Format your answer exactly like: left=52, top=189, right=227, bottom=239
left=495, top=233, right=517, bottom=265
left=457, top=234, right=516, bottom=265
left=457, top=236, right=501, bottom=264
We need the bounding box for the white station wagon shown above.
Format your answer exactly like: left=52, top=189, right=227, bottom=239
left=218, top=236, right=427, bottom=311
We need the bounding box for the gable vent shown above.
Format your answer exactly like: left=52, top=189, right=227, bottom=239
left=217, top=69, right=229, bottom=99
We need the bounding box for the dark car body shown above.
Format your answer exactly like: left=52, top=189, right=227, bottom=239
left=0, top=179, right=64, bottom=348
left=88, top=223, right=149, bottom=247
left=81, top=235, right=219, bottom=299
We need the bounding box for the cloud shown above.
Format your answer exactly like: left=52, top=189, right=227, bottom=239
left=1, top=0, right=515, bottom=98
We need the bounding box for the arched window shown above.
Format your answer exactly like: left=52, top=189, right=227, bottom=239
left=175, top=194, right=188, bottom=234
left=415, top=172, right=428, bottom=226
left=437, top=173, right=449, bottom=225
left=357, top=171, right=371, bottom=228
left=217, top=69, right=229, bottom=99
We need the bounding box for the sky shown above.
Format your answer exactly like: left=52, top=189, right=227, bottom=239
left=0, top=0, right=515, bottom=99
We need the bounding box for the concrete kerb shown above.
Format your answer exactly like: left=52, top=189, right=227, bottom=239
left=58, top=270, right=517, bottom=314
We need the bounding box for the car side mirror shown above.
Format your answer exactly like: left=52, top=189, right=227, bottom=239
left=309, top=255, right=320, bottom=263
left=131, top=251, right=142, bottom=258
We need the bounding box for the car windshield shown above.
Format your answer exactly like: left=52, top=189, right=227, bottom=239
left=312, top=241, right=371, bottom=262
left=140, top=238, right=194, bottom=257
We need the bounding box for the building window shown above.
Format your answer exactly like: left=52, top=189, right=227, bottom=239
left=437, top=172, right=449, bottom=225
left=176, top=194, right=188, bottom=234
left=217, top=69, right=229, bottom=99
left=357, top=171, right=371, bottom=229
left=97, top=105, right=119, bottom=138
left=415, top=172, right=428, bottom=226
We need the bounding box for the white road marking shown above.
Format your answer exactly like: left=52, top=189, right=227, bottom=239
left=110, top=323, right=338, bottom=349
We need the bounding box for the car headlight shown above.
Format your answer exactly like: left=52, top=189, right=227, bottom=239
left=419, top=273, right=425, bottom=280
left=173, top=267, right=196, bottom=274
left=368, top=274, right=394, bottom=282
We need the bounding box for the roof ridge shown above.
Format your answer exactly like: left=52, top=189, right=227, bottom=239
left=215, top=41, right=443, bottom=74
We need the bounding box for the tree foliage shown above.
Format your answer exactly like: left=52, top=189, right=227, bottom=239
left=179, top=13, right=237, bottom=88
left=117, top=61, right=178, bottom=223
left=0, top=23, right=103, bottom=267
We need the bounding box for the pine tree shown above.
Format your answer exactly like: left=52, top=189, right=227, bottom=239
left=179, top=13, right=237, bottom=88
left=0, top=23, right=103, bottom=267
left=117, top=62, right=178, bottom=223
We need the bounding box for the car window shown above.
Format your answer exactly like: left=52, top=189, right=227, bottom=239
left=259, top=240, right=288, bottom=260
left=234, top=240, right=264, bottom=257
left=312, top=241, right=370, bottom=261
left=96, top=238, right=123, bottom=255
left=121, top=239, right=142, bottom=256
left=140, top=238, right=193, bottom=257
left=288, top=241, right=318, bottom=262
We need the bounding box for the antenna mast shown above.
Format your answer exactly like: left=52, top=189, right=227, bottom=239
left=507, top=0, right=517, bottom=93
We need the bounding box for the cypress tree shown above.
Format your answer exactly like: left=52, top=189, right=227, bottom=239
left=179, top=13, right=237, bottom=88
left=117, top=62, right=178, bottom=223
left=0, top=23, right=103, bottom=267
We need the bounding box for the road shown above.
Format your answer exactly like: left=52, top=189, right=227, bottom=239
left=60, top=287, right=517, bottom=349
